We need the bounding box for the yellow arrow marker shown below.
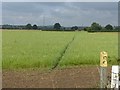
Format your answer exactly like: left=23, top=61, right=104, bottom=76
left=100, top=51, right=108, bottom=67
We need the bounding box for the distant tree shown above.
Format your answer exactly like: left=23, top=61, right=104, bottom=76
left=63, top=27, right=65, bottom=30
left=71, top=26, right=78, bottom=30
left=84, top=27, right=91, bottom=31
left=83, top=27, right=87, bottom=31
left=115, top=26, right=120, bottom=31
left=32, top=24, right=38, bottom=30
left=54, top=23, right=61, bottom=30
left=91, top=22, right=102, bottom=31
left=105, top=24, right=113, bottom=30
left=26, top=23, right=32, bottom=29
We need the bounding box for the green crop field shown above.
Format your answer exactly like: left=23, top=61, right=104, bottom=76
left=59, top=32, right=118, bottom=67
left=2, top=30, right=118, bottom=70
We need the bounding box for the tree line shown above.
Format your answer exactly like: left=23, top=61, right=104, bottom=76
left=85, top=22, right=120, bottom=32
left=1, top=22, right=120, bottom=32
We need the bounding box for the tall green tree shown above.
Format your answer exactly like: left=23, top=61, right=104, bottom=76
left=26, top=23, right=32, bottom=30
left=54, top=23, right=61, bottom=30
left=33, top=24, right=38, bottom=30
left=91, top=22, right=102, bottom=31
left=105, top=24, right=113, bottom=30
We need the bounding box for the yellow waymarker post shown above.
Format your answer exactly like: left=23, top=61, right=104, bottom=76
left=100, top=51, right=108, bottom=67
left=100, top=51, right=108, bottom=89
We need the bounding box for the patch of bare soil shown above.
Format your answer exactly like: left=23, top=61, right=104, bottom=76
left=2, top=66, right=111, bottom=88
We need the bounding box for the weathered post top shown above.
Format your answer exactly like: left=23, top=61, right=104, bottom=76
left=100, top=51, right=108, bottom=67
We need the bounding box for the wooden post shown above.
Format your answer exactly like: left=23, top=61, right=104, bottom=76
left=100, top=51, right=108, bottom=88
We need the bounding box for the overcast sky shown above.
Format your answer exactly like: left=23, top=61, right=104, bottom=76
left=2, top=2, right=118, bottom=26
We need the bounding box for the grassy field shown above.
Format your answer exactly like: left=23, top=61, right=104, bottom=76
left=59, top=32, right=118, bottom=67
left=2, top=30, right=118, bottom=69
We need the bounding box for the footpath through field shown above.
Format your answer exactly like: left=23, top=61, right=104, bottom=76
left=51, top=32, right=76, bottom=70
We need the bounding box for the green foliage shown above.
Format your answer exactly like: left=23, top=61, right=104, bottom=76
left=32, top=24, right=38, bottom=30
left=91, top=22, right=102, bottom=31
left=71, top=26, right=78, bottom=30
left=26, top=23, right=32, bottom=30
left=85, top=27, right=92, bottom=32
left=54, top=23, right=61, bottom=30
left=87, top=22, right=119, bottom=32
left=105, top=24, right=113, bottom=30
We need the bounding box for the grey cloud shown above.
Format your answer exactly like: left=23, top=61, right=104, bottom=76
left=2, top=2, right=118, bottom=26
left=68, top=2, right=118, bottom=11
left=2, top=2, right=44, bottom=14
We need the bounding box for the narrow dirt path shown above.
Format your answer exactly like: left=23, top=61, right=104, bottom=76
left=51, top=34, right=76, bottom=70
